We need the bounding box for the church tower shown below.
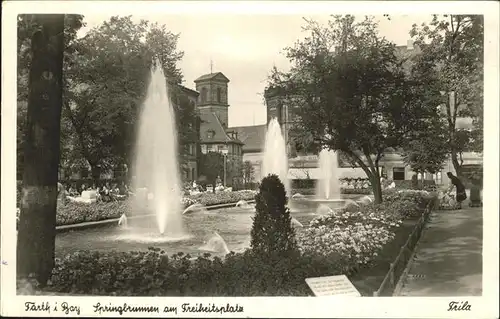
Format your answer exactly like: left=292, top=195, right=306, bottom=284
left=194, top=72, right=230, bottom=128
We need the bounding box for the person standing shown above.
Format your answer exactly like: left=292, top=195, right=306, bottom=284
left=447, top=172, right=467, bottom=208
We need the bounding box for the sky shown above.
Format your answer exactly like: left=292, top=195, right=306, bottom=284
left=77, top=14, right=432, bottom=127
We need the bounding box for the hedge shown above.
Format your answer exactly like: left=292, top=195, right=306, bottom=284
left=43, top=189, right=437, bottom=296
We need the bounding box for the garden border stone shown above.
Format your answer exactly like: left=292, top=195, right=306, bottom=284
left=55, top=200, right=255, bottom=233
left=372, top=200, right=435, bottom=296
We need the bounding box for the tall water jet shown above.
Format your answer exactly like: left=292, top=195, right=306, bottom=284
left=132, top=60, right=184, bottom=236
left=261, top=118, right=290, bottom=195
left=316, top=149, right=341, bottom=200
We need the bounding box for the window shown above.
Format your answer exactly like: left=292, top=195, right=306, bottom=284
left=218, top=144, right=225, bottom=152
left=217, top=88, right=222, bottom=103
left=207, top=131, right=214, bottom=139
left=207, top=144, right=213, bottom=152
left=200, top=144, right=207, bottom=154
left=188, top=144, right=195, bottom=155
left=393, top=167, right=405, bottom=181
left=201, top=87, right=208, bottom=103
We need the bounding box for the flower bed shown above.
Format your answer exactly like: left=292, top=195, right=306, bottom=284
left=296, top=188, right=437, bottom=295
left=296, top=193, right=418, bottom=273
left=17, top=190, right=257, bottom=228
left=340, top=177, right=371, bottom=190
left=292, top=188, right=372, bottom=196
left=42, top=189, right=437, bottom=296
left=187, top=190, right=256, bottom=206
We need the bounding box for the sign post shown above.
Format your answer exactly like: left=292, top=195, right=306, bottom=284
left=305, top=275, right=361, bottom=297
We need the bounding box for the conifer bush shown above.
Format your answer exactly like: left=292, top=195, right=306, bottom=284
left=250, top=174, right=298, bottom=257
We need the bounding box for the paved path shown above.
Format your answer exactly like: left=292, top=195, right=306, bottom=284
left=397, top=206, right=482, bottom=296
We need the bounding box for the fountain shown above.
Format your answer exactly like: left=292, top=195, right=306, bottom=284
left=291, top=193, right=305, bottom=199
left=291, top=217, right=304, bottom=228
left=199, top=231, right=230, bottom=255
left=132, top=59, right=185, bottom=237
left=357, top=195, right=373, bottom=206
left=235, top=200, right=255, bottom=210
left=316, top=149, right=341, bottom=200
left=118, top=214, right=128, bottom=227
left=316, top=204, right=334, bottom=215
left=261, top=118, right=290, bottom=196
left=182, top=203, right=207, bottom=215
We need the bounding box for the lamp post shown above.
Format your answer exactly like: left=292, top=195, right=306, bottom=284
left=221, top=149, right=228, bottom=188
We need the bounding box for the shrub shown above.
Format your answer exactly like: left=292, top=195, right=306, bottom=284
left=47, top=248, right=340, bottom=296
left=250, top=174, right=298, bottom=257
left=382, top=188, right=436, bottom=216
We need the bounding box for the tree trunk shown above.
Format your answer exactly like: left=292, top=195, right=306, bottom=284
left=370, top=172, right=383, bottom=204
left=90, top=164, right=101, bottom=184
left=17, top=15, right=65, bottom=286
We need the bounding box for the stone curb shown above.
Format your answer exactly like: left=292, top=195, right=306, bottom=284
left=55, top=200, right=255, bottom=233
left=373, top=202, right=435, bottom=296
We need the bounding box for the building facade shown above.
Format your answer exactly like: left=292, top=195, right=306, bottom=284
left=175, top=85, right=200, bottom=183
left=194, top=72, right=244, bottom=186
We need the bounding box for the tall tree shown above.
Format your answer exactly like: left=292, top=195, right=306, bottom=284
left=242, top=160, right=255, bottom=185
left=64, top=16, right=192, bottom=179
left=402, top=118, right=449, bottom=178
left=199, top=152, right=224, bottom=190
left=17, top=14, right=65, bottom=285
left=269, top=15, right=432, bottom=203
left=410, top=15, right=484, bottom=177
left=17, top=14, right=85, bottom=179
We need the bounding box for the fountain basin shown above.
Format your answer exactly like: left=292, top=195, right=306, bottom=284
left=54, top=206, right=324, bottom=258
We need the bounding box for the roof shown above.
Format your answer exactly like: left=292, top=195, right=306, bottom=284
left=232, top=124, right=267, bottom=153
left=177, top=84, right=199, bottom=97
left=199, top=109, right=242, bottom=144
left=194, top=72, right=230, bottom=83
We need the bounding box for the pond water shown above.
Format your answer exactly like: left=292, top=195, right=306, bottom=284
left=55, top=197, right=357, bottom=258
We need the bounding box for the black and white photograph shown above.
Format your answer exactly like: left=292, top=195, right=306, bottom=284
left=1, top=1, right=498, bottom=318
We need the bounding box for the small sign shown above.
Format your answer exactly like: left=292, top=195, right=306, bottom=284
left=305, top=275, right=361, bottom=297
